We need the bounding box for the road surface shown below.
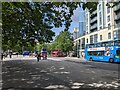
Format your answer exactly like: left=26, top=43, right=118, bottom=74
left=1, top=56, right=120, bottom=90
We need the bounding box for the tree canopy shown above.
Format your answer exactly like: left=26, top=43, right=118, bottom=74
left=2, top=2, right=81, bottom=51
left=2, top=1, right=102, bottom=51
left=47, top=31, right=73, bottom=55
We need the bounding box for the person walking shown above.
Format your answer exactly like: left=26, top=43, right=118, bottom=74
left=1, top=53, right=4, bottom=60
left=8, top=50, right=12, bottom=59
left=36, top=51, right=41, bottom=62
left=9, top=52, right=12, bottom=58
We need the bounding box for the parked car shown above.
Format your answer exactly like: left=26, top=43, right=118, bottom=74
left=23, top=51, right=29, bottom=56
left=12, top=52, right=19, bottom=55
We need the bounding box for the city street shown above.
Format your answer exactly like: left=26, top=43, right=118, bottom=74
left=1, top=56, right=120, bottom=90
left=2, top=1, right=120, bottom=90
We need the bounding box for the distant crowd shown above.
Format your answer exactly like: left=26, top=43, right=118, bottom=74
left=1, top=50, right=18, bottom=60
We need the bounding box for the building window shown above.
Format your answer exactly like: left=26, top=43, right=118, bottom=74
left=100, top=17, right=102, bottom=25
left=94, top=34, right=98, bottom=43
left=90, top=35, right=93, bottom=44
left=100, top=26, right=102, bottom=29
left=99, top=12, right=102, bottom=25
left=79, top=39, right=81, bottom=45
left=107, top=15, right=110, bottom=22
left=99, top=4, right=101, bottom=11
left=100, top=35, right=102, bottom=41
left=81, top=38, right=85, bottom=49
left=86, top=14, right=88, bottom=17
left=86, top=14, right=88, bottom=22
left=108, top=32, right=111, bottom=39
left=113, top=30, right=120, bottom=39
left=86, top=26, right=88, bottom=32
left=118, top=30, right=120, bottom=38
left=86, top=38, right=88, bottom=43
left=108, top=23, right=111, bottom=30
left=114, top=31, right=117, bottom=39
left=107, top=7, right=110, bottom=13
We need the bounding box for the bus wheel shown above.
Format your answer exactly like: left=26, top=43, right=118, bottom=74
left=89, top=58, right=93, bottom=61
left=109, top=58, right=114, bottom=63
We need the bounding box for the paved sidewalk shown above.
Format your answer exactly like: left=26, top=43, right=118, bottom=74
left=2, top=55, right=36, bottom=61
left=48, top=56, right=88, bottom=62
left=65, top=56, right=86, bottom=60
left=2, top=55, right=88, bottom=63
left=64, top=56, right=88, bottom=62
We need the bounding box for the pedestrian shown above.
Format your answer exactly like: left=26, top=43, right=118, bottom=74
left=1, top=53, right=3, bottom=60
left=16, top=52, right=18, bottom=57
left=9, top=52, right=12, bottom=58
left=36, top=52, right=41, bottom=62
left=3, top=52, right=5, bottom=59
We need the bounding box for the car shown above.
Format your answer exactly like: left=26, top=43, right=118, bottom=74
left=23, top=51, right=29, bottom=56
left=12, top=52, right=19, bottom=55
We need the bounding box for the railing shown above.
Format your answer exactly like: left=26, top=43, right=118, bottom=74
left=114, top=3, right=120, bottom=11
left=114, top=12, right=120, bottom=20
left=90, top=24, right=97, bottom=30
left=90, top=11, right=97, bottom=18
left=90, top=17, right=97, bottom=24
left=91, top=10, right=97, bottom=15
left=114, top=23, right=120, bottom=28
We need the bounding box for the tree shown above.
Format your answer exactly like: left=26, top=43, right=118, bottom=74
left=2, top=1, right=106, bottom=51
left=2, top=2, right=80, bottom=50
left=47, top=42, right=57, bottom=55
left=48, top=31, right=73, bottom=55
left=82, top=2, right=98, bottom=13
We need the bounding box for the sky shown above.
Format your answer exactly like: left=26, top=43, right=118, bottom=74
left=52, top=6, right=84, bottom=36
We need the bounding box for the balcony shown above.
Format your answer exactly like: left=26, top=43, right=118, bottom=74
left=90, top=24, right=97, bottom=30
left=90, top=17, right=97, bottom=24
left=114, top=3, right=120, bottom=12
left=91, top=10, right=97, bottom=15
left=114, top=23, right=120, bottom=28
left=90, top=11, right=97, bottom=19
left=114, top=12, right=120, bottom=21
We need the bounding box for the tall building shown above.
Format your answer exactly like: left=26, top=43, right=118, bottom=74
left=79, top=10, right=86, bottom=37
left=72, top=6, right=86, bottom=57
left=113, top=2, right=120, bottom=39
left=74, top=1, right=120, bottom=58
left=73, top=27, right=79, bottom=40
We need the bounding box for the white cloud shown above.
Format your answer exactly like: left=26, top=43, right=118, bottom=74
left=71, top=6, right=85, bottom=22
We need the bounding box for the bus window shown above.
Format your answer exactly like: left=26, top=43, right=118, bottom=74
left=101, top=43, right=105, bottom=47
left=101, top=42, right=109, bottom=47
left=89, top=44, right=94, bottom=48
left=116, top=50, right=120, bottom=56
left=108, top=41, right=114, bottom=46
left=106, top=43, right=109, bottom=47
left=114, top=40, right=120, bottom=46
left=88, top=52, right=92, bottom=56
left=96, top=43, right=101, bottom=47
left=86, top=44, right=89, bottom=48
left=88, top=51, right=104, bottom=56
left=97, top=51, right=104, bottom=56
left=94, top=44, right=97, bottom=47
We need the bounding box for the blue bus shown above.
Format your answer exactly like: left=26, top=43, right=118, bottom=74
left=85, top=39, right=120, bottom=63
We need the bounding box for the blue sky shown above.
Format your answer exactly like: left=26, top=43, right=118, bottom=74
left=52, top=6, right=84, bottom=36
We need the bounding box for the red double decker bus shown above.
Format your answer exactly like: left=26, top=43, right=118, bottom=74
left=51, top=49, right=63, bottom=57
